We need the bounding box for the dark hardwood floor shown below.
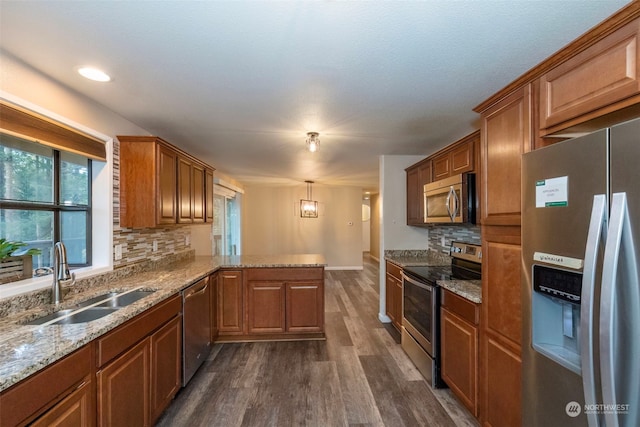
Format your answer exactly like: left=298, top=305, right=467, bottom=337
left=157, top=255, right=478, bottom=427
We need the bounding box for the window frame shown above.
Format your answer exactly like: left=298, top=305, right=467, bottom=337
left=0, top=143, right=93, bottom=267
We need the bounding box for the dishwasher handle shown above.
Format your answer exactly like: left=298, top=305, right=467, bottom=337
left=183, top=280, right=209, bottom=300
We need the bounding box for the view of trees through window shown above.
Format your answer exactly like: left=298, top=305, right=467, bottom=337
left=0, top=133, right=90, bottom=271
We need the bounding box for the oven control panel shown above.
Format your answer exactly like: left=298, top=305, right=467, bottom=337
left=450, top=242, right=482, bottom=264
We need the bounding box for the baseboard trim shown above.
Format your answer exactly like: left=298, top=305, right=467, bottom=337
left=378, top=313, right=392, bottom=323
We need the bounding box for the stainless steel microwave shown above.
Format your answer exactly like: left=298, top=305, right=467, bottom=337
left=423, top=173, right=476, bottom=224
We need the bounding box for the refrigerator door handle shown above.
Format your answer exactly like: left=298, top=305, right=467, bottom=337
left=600, top=192, right=640, bottom=427
left=581, top=194, right=607, bottom=427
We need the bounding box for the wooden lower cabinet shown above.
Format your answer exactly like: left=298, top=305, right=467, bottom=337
left=286, top=281, right=323, bottom=333
left=218, top=269, right=244, bottom=334
left=210, top=272, right=219, bottom=342
left=0, top=345, right=94, bottom=427
left=480, top=226, right=522, bottom=427
left=441, top=288, right=480, bottom=418
left=385, top=261, right=402, bottom=330
left=150, top=315, right=182, bottom=424
left=98, top=338, right=150, bottom=427
left=247, top=280, right=286, bottom=334
left=31, top=380, right=93, bottom=427
left=218, top=267, right=325, bottom=340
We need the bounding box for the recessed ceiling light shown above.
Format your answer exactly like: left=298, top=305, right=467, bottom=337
left=78, top=67, right=111, bottom=82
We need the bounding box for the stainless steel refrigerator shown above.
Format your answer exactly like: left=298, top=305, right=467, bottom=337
left=522, top=118, right=640, bottom=427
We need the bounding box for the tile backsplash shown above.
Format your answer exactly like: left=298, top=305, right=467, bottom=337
left=428, top=224, right=481, bottom=253
left=112, top=138, right=195, bottom=269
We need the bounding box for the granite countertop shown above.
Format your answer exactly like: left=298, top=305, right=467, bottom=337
left=437, top=279, right=482, bottom=304
left=384, top=250, right=481, bottom=303
left=0, top=254, right=326, bottom=392
left=384, top=249, right=451, bottom=267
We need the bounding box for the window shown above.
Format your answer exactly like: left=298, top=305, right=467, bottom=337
left=0, top=133, right=91, bottom=270
left=213, top=185, right=242, bottom=256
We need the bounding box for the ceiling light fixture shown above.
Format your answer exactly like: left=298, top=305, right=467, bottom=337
left=306, top=132, right=320, bottom=153
left=300, top=180, right=319, bottom=218
left=78, top=67, right=111, bottom=82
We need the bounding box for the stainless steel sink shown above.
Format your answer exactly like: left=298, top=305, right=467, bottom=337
left=24, top=288, right=155, bottom=326
left=95, top=290, right=155, bottom=308
left=25, top=307, right=119, bottom=325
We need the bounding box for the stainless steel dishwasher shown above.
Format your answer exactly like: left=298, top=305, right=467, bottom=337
left=182, top=277, right=211, bottom=386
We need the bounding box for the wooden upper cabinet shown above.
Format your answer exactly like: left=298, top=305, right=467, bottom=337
left=205, top=168, right=215, bottom=223
left=406, top=160, right=431, bottom=225
left=480, top=85, right=532, bottom=226
left=540, top=17, right=640, bottom=133
left=177, top=156, right=193, bottom=224
left=431, top=131, right=477, bottom=181
left=156, top=144, right=178, bottom=225
left=118, top=136, right=214, bottom=228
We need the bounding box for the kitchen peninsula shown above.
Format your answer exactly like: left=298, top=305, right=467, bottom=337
left=0, top=253, right=325, bottom=426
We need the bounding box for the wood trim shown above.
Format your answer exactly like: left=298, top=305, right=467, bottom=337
left=215, top=332, right=325, bottom=342
left=0, top=101, right=106, bottom=161
left=474, top=2, right=640, bottom=113
left=116, top=135, right=214, bottom=171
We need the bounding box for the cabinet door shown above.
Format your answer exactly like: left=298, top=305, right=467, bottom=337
left=98, top=338, right=150, bottom=427
left=480, top=85, right=532, bottom=226
left=286, top=281, right=324, bottom=333
left=385, top=273, right=395, bottom=326
left=480, top=226, right=522, bottom=427
left=539, top=17, right=640, bottom=132
left=441, top=307, right=478, bottom=417
left=406, top=167, right=421, bottom=225
left=247, top=280, right=286, bottom=334
left=31, top=380, right=94, bottom=427
left=450, top=139, right=474, bottom=175
left=218, top=270, right=243, bottom=334
left=210, top=272, right=219, bottom=342
left=205, top=168, right=215, bottom=223
left=156, top=144, right=178, bottom=225
left=150, top=316, right=182, bottom=424
left=392, top=275, right=403, bottom=330
left=192, top=163, right=205, bottom=223
left=177, top=156, right=193, bottom=224
left=432, top=152, right=450, bottom=180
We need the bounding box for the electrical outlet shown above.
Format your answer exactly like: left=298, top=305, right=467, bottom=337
left=114, top=244, right=122, bottom=260
left=185, top=235, right=190, bottom=246
left=441, top=236, right=446, bottom=247
left=153, top=240, right=158, bottom=252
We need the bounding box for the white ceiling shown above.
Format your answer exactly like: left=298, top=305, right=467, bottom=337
left=0, top=1, right=629, bottom=191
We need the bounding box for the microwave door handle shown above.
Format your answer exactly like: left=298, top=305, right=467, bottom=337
left=445, top=187, right=454, bottom=222
left=452, top=188, right=460, bottom=220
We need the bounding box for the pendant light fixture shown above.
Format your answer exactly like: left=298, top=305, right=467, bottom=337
left=300, top=180, right=318, bottom=218
left=306, top=132, right=320, bottom=152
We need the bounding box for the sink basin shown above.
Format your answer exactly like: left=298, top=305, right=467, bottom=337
left=25, top=307, right=119, bottom=325
left=23, top=288, right=155, bottom=326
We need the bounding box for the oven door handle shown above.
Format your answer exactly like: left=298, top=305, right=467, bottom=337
left=402, top=273, right=434, bottom=291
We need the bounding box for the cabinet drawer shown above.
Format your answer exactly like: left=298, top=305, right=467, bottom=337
left=540, top=17, right=640, bottom=130
left=441, top=289, right=479, bottom=325
left=385, top=261, right=402, bottom=281
left=245, top=267, right=323, bottom=281
left=96, top=294, right=181, bottom=367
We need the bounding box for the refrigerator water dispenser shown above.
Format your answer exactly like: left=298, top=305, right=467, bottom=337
left=531, top=264, right=583, bottom=374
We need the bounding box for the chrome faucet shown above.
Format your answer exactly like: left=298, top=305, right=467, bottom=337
left=52, top=242, right=75, bottom=304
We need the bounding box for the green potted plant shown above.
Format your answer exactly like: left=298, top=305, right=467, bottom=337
left=0, top=239, right=42, bottom=284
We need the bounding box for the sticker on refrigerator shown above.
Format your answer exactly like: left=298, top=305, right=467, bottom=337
left=536, top=176, right=568, bottom=207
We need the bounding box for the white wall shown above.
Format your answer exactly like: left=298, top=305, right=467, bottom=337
left=378, top=155, right=430, bottom=322
left=242, top=184, right=363, bottom=269
left=362, top=199, right=371, bottom=252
